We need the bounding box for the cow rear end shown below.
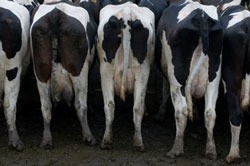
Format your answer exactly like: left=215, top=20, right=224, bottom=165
left=157, top=1, right=222, bottom=159
left=97, top=2, right=155, bottom=151
left=30, top=2, right=96, bottom=148
left=220, top=4, right=250, bottom=162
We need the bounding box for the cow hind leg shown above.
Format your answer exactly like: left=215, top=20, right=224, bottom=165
left=4, top=70, right=24, bottom=151
left=167, top=87, right=188, bottom=158
left=57, top=21, right=95, bottom=145
left=226, top=122, right=241, bottom=163
left=133, top=75, right=148, bottom=152
left=204, top=75, right=220, bottom=159
left=100, top=67, right=115, bottom=150
left=71, top=68, right=96, bottom=146
left=225, top=91, right=242, bottom=163
left=37, top=81, right=53, bottom=149
left=31, top=22, right=53, bottom=148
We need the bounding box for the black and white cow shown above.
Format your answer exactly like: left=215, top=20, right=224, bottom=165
left=157, top=0, right=223, bottom=159
left=216, top=0, right=250, bottom=163
left=195, top=0, right=250, bottom=163
left=0, top=0, right=37, bottom=151
left=30, top=0, right=97, bottom=148
left=153, top=0, right=200, bottom=121
left=97, top=0, right=168, bottom=151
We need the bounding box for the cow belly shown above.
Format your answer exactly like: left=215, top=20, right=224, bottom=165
left=190, top=57, right=209, bottom=99
left=114, top=68, right=135, bottom=97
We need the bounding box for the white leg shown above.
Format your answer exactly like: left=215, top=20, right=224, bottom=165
left=204, top=74, right=220, bottom=159
left=4, top=69, right=24, bottom=151
left=37, top=81, right=53, bottom=148
left=167, top=86, right=188, bottom=158
left=71, top=64, right=96, bottom=146
left=100, top=64, right=115, bottom=150
left=133, top=71, right=148, bottom=151
left=226, top=122, right=241, bottom=163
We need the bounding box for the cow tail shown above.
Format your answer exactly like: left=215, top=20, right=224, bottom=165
left=120, top=8, right=131, bottom=101
left=50, top=38, right=73, bottom=106
left=241, top=23, right=250, bottom=110
left=186, top=10, right=208, bottom=121
left=0, top=55, right=5, bottom=106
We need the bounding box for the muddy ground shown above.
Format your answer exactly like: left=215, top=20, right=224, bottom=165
left=0, top=63, right=250, bottom=166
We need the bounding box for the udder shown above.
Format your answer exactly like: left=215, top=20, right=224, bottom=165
left=191, top=59, right=209, bottom=99
left=114, top=68, right=135, bottom=99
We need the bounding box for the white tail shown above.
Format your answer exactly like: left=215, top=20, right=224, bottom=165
left=120, top=7, right=131, bottom=101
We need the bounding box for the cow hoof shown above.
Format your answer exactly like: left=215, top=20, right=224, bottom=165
left=100, top=142, right=113, bottom=150
left=8, top=140, right=25, bottom=152
left=134, top=145, right=145, bottom=152
left=206, top=153, right=217, bottom=160
left=225, top=155, right=241, bottom=164
left=167, top=150, right=183, bottom=159
left=40, top=142, right=53, bottom=149
left=84, top=137, right=97, bottom=146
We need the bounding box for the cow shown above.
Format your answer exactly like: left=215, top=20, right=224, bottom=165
left=207, top=0, right=250, bottom=163
left=0, top=0, right=38, bottom=151
left=0, top=0, right=37, bottom=151
left=193, top=0, right=250, bottom=163
left=30, top=0, right=97, bottom=148
left=220, top=2, right=250, bottom=163
left=97, top=0, right=167, bottom=151
left=78, top=0, right=167, bottom=122
left=154, top=0, right=205, bottom=122
left=157, top=0, right=223, bottom=159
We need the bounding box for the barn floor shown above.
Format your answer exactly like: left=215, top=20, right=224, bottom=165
left=0, top=63, right=250, bottom=166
